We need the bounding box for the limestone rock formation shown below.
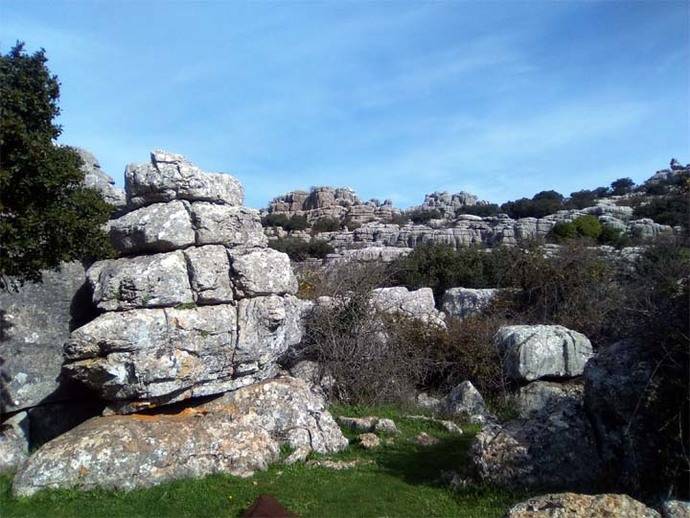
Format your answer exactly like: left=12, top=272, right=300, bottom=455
left=0, top=262, right=90, bottom=414
left=516, top=380, right=584, bottom=418
left=471, top=385, right=601, bottom=491
left=505, top=493, right=660, bottom=518
left=0, top=412, right=29, bottom=474
left=125, top=150, right=243, bottom=208
left=418, top=191, right=485, bottom=217
left=369, top=287, right=445, bottom=326
left=494, top=325, right=593, bottom=382
left=64, top=151, right=301, bottom=414
left=76, top=148, right=126, bottom=212
left=584, top=340, right=661, bottom=493
left=441, top=288, right=501, bottom=319
left=441, top=381, right=492, bottom=424
left=266, top=186, right=401, bottom=225
left=12, top=378, right=348, bottom=496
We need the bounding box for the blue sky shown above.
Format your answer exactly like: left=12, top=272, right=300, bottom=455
left=1, top=1, right=688, bottom=208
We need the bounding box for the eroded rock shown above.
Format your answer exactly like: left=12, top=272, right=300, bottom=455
left=505, top=493, right=659, bottom=518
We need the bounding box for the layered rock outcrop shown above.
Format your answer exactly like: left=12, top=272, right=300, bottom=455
left=13, top=377, right=347, bottom=496
left=505, top=493, right=660, bottom=518
left=76, top=148, right=127, bottom=213
left=266, top=186, right=402, bottom=225
left=63, top=151, right=304, bottom=414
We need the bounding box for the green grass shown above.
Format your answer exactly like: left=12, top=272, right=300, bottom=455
left=0, top=405, right=525, bottom=518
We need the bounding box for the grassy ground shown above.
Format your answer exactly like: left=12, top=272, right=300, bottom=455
left=0, top=405, right=525, bottom=517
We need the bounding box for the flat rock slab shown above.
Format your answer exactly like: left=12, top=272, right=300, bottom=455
left=506, top=493, right=659, bottom=518
left=13, top=377, right=347, bottom=496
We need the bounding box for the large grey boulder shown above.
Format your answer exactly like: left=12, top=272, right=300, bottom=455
left=517, top=380, right=584, bottom=418
left=441, top=381, right=492, bottom=424
left=370, top=287, right=445, bottom=326
left=76, top=148, right=126, bottom=212
left=494, top=325, right=593, bottom=382
left=505, top=493, right=659, bottom=518
left=87, top=251, right=193, bottom=311
left=190, top=203, right=267, bottom=248
left=184, top=245, right=234, bottom=304
left=584, top=340, right=661, bottom=493
left=125, top=150, right=243, bottom=208
left=12, top=377, right=347, bottom=496
left=0, top=262, right=88, bottom=413
left=0, top=412, right=29, bottom=474
left=441, top=288, right=501, bottom=319
left=229, top=248, right=297, bottom=297
left=662, top=500, right=690, bottom=518
left=471, top=386, right=601, bottom=491
left=108, top=200, right=195, bottom=254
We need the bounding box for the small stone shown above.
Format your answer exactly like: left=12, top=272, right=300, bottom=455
left=373, top=418, right=398, bottom=435
left=414, top=432, right=439, bottom=446
left=358, top=433, right=380, bottom=449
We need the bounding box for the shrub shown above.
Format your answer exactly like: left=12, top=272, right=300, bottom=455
left=387, top=244, right=518, bottom=304
left=408, top=209, right=443, bottom=224
left=610, top=177, right=635, bottom=195
left=268, top=237, right=334, bottom=261
left=598, top=224, right=629, bottom=247
left=633, top=194, right=689, bottom=228
left=285, top=215, right=309, bottom=231
left=262, top=213, right=310, bottom=232
left=262, top=213, right=290, bottom=228
left=550, top=221, right=577, bottom=241
left=312, top=217, right=341, bottom=233
left=573, top=215, right=602, bottom=239
left=302, top=263, right=429, bottom=404
left=567, top=189, right=597, bottom=209
left=500, top=190, right=565, bottom=219
left=389, top=213, right=410, bottom=226
left=455, top=204, right=500, bottom=217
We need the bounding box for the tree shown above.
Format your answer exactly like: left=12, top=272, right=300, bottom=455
left=0, top=42, right=113, bottom=288
left=610, top=177, right=635, bottom=195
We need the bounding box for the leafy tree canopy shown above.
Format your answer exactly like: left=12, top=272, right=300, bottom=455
left=0, top=42, right=113, bottom=288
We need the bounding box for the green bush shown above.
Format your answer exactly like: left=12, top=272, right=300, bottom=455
left=633, top=194, right=689, bottom=228
left=598, top=224, right=629, bottom=247
left=390, top=213, right=410, bottom=225
left=500, top=190, right=565, bottom=219
left=262, top=213, right=290, bottom=228
left=550, top=221, right=577, bottom=241
left=455, top=204, right=500, bottom=217
left=409, top=209, right=443, bottom=224
left=284, top=215, right=309, bottom=231
left=387, top=244, right=518, bottom=304
left=268, top=237, right=334, bottom=261
left=262, top=213, right=310, bottom=232
left=311, top=217, right=341, bottom=233
left=573, top=215, right=602, bottom=239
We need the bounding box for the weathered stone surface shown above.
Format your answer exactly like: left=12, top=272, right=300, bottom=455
left=584, top=340, right=661, bottom=493
left=108, top=200, right=195, bottom=254
left=370, top=287, right=445, bottom=326
left=0, top=411, right=29, bottom=474
left=288, top=360, right=334, bottom=392
left=358, top=433, right=380, bottom=449
left=471, top=389, right=601, bottom=491
left=337, top=416, right=398, bottom=435
left=0, top=262, right=88, bottom=413
left=234, top=295, right=304, bottom=379
left=25, top=399, right=104, bottom=448
left=416, top=392, right=442, bottom=412
left=126, top=150, right=243, bottom=208
left=76, top=148, right=126, bottom=211
left=12, top=378, right=347, bottom=496
left=414, top=432, right=439, bottom=447
left=184, top=245, right=234, bottom=304
left=87, top=251, right=193, bottom=311
left=441, top=288, right=501, bottom=319
left=442, top=381, right=491, bottom=424
left=64, top=305, right=239, bottom=410
left=505, top=493, right=660, bottom=518
left=517, top=380, right=584, bottom=418
left=323, top=246, right=412, bottom=265
left=494, top=325, right=593, bottom=382
left=191, top=203, right=267, bottom=248
left=662, top=500, right=690, bottom=518
left=229, top=248, right=298, bottom=297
